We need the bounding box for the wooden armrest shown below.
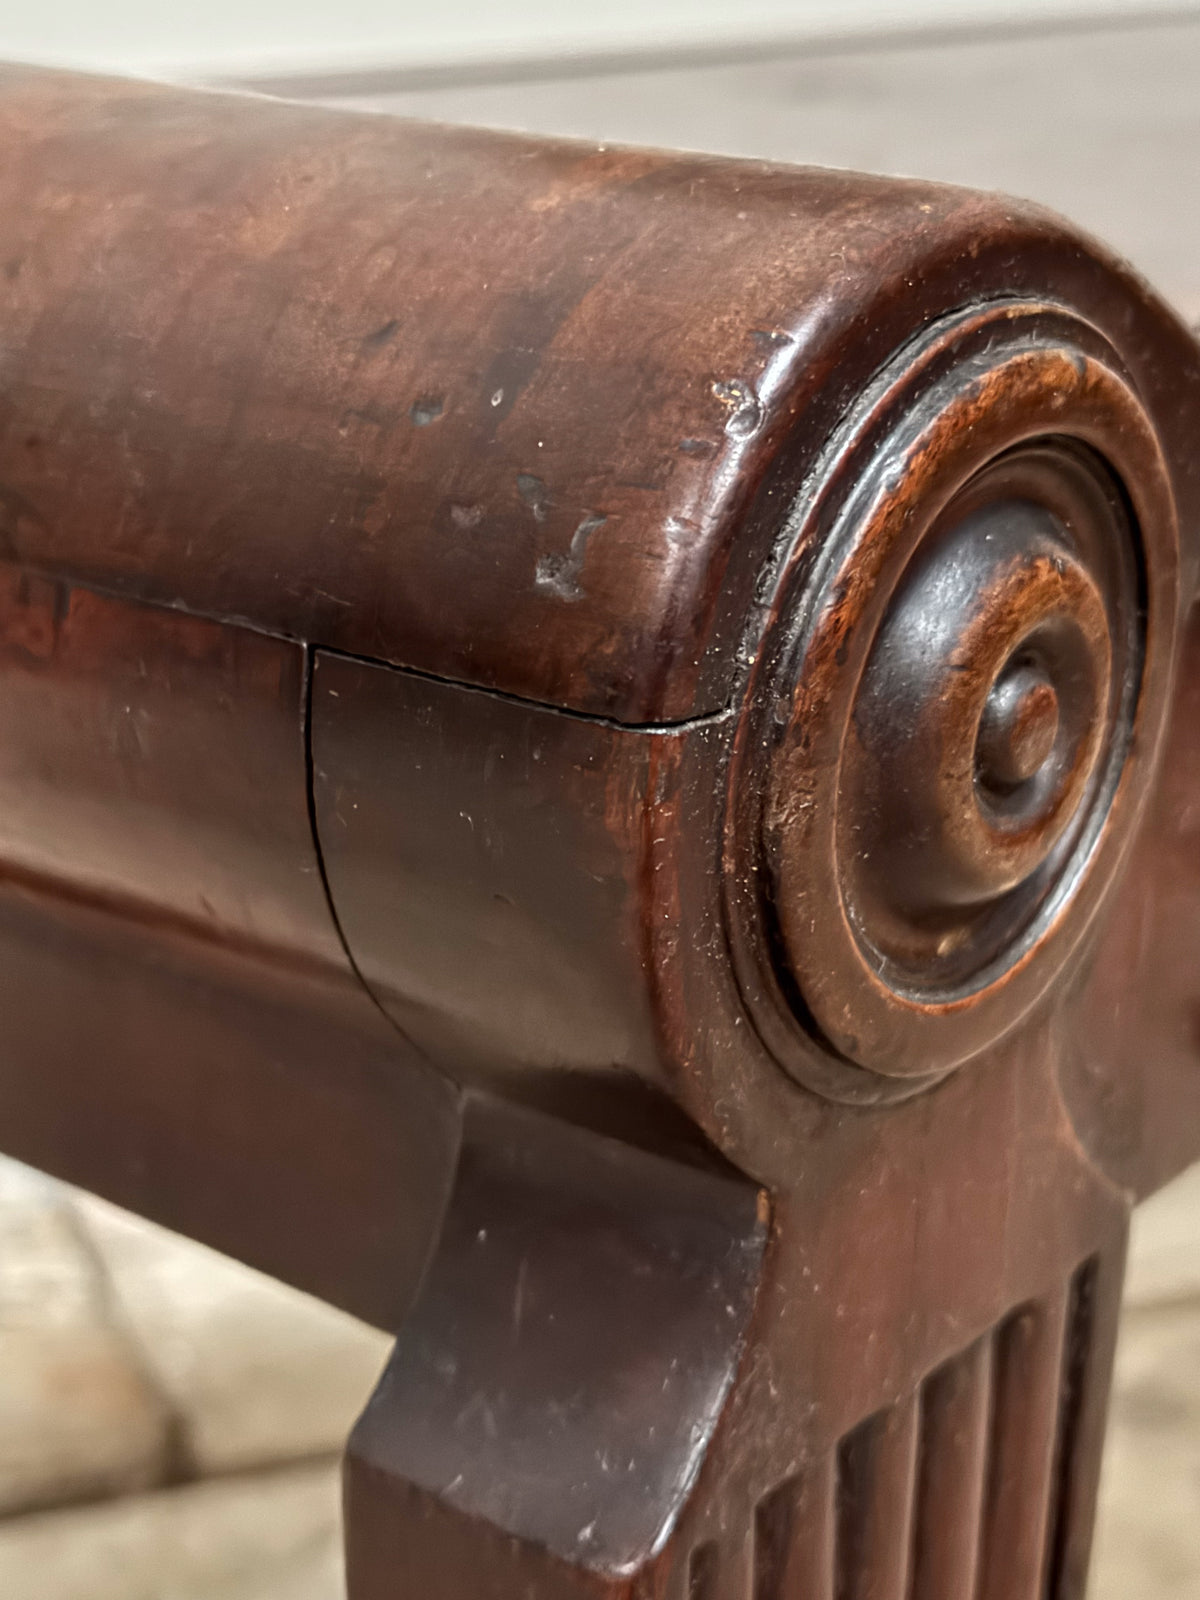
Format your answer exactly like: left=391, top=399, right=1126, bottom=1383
left=0, top=61, right=1195, bottom=1600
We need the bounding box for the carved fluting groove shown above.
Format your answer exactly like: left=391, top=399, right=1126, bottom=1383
left=726, top=303, right=1181, bottom=1093
left=744, top=1264, right=1100, bottom=1600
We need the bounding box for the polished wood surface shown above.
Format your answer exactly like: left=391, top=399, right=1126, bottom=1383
left=0, top=61, right=1194, bottom=1599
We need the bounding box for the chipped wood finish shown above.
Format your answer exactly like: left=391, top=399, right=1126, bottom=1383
left=0, top=62, right=1193, bottom=1600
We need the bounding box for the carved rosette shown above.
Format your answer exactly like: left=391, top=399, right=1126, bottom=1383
left=726, top=303, right=1180, bottom=1097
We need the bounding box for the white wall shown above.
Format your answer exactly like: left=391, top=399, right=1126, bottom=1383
left=0, top=1, right=1192, bottom=83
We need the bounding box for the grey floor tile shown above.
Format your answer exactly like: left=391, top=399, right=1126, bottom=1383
left=324, top=17, right=1200, bottom=319
left=0, top=1162, right=170, bottom=1515
left=0, top=1460, right=343, bottom=1600
left=70, top=1192, right=391, bottom=1477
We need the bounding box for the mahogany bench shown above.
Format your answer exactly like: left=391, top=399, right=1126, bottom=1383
left=0, top=62, right=1195, bottom=1600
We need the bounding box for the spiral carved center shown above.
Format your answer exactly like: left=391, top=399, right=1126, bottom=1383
left=977, top=664, right=1059, bottom=790
left=846, top=487, right=1116, bottom=952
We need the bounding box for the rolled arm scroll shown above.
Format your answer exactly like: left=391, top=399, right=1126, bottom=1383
left=0, top=63, right=1196, bottom=1599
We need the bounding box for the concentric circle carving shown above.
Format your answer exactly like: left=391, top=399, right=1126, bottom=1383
left=725, top=304, right=1179, bottom=1097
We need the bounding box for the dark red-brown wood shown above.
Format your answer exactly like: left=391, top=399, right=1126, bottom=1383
left=0, top=62, right=1194, bottom=1600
